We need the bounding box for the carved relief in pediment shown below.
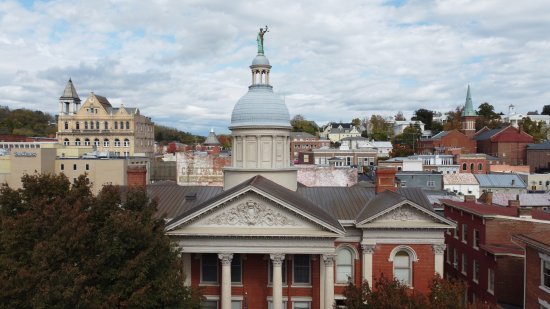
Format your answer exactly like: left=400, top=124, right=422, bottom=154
left=206, top=200, right=298, bottom=227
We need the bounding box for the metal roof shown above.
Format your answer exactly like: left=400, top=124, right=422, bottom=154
left=462, top=85, right=477, bottom=117
left=443, top=173, right=478, bottom=185
left=230, top=85, right=291, bottom=128
left=60, top=78, right=80, bottom=100
left=474, top=174, right=526, bottom=188
left=491, top=193, right=550, bottom=207
left=527, top=141, right=550, bottom=150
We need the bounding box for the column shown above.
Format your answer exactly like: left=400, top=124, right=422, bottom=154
left=361, top=245, right=375, bottom=286
left=432, top=244, right=446, bottom=276
left=218, top=253, right=233, bottom=309
left=323, top=254, right=336, bottom=309
left=270, top=253, right=285, bottom=309
left=272, top=135, right=276, bottom=168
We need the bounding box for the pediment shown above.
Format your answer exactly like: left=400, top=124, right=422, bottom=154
left=167, top=191, right=340, bottom=237
left=357, top=202, right=453, bottom=229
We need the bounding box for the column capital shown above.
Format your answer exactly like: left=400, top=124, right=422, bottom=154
left=361, top=244, right=376, bottom=254
left=322, top=253, right=337, bottom=267
left=432, top=244, right=446, bottom=255
left=218, top=253, right=233, bottom=266
left=270, top=253, right=285, bottom=266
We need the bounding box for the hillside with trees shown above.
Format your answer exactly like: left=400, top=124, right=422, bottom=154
left=0, top=106, right=57, bottom=136
left=154, top=124, right=205, bottom=145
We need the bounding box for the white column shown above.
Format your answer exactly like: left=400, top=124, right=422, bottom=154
left=218, top=253, right=233, bottom=309
left=432, top=244, right=446, bottom=276
left=323, top=254, right=336, bottom=309
left=270, top=253, right=285, bottom=309
left=361, top=245, right=375, bottom=286
left=183, top=253, right=192, bottom=286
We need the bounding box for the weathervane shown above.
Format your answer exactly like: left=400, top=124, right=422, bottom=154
left=257, top=25, right=269, bottom=54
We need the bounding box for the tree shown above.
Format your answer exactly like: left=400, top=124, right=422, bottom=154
left=391, top=124, right=421, bottom=156
left=368, top=115, right=393, bottom=141
left=0, top=106, right=57, bottom=136
left=542, top=105, right=550, bottom=116
left=428, top=274, right=467, bottom=309
left=476, top=103, right=501, bottom=130
left=155, top=124, right=204, bottom=145
left=395, top=111, right=406, bottom=121
left=412, top=108, right=434, bottom=131
left=0, top=173, right=203, bottom=308
left=443, top=106, right=463, bottom=131
left=520, top=117, right=547, bottom=143
left=351, top=117, right=362, bottom=127
left=290, top=114, right=319, bottom=136
left=217, top=134, right=232, bottom=149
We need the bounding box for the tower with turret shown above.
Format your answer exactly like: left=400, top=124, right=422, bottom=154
left=59, top=78, right=81, bottom=115
left=461, top=85, right=477, bottom=138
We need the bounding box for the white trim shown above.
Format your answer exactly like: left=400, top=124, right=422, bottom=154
left=356, top=199, right=455, bottom=227
left=388, top=245, right=419, bottom=262
left=540, top=252, right=550, bottom=263
left=539, top=298, right=550, bottom=309
left=335, top=246, right=355, bottom=284
left=336, top=243, right=359, bottom=260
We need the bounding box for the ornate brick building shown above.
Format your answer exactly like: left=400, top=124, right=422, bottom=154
left=56, top=79, right=155, bottom=157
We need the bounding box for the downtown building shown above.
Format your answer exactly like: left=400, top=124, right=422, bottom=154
left=152, top=38, right=456, bottom=309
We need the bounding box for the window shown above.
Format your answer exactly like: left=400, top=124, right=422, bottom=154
left=268, top=259, right=287, bottom=284
left=84, top=138, right=90, bottom=146
left=114, top=139, right=120, bottom=147
left=393, top=250, right=412, bottom=285
left=336, top=248, right=353, bottom=283
left=103, top=139, right=109, bottom=147
left=446, top=246, right=451, bottom=264
left=73, top=164, right=77, bottom=171
left=293, top=255, right=310, bottom=284
left=64, top=121, right=68, bottom=130
left=114, top=121, right=118, bottom=129
left=293, top=301, right=311, bottom=309
left=231, top=254, right=241, bottom=283
left=201, top=254, right=218, bottom=283
left=124, top=151, right=129, bottom=157
left=126, top=121, right=130, bottom=129
left=268, top=300, right=288, bottom=309
left=454, top=226, right=459, bottom=239
left=95, top=121, right=99, bottom=130
left=202, top=300, right=217, bottom=309
left=461, top=253, right=467, bottom=275
left=76, top=122, right=80, bottom=130
left=478, top=163, right=483, bottom=170
left=124, top=139, right=130, bottom=147
left=462, top=223, right=468, bottom=243
left=462, top=163, right=467, bottom=171
left=487, top=268, right=495, bottom=294
left=90, top=121, right=94, bottom=129
left=104, top=121, right=108, bottom=130
left=543, top=258, right=550, bottom=289
left=427, top=180, right=435, bottom=187
left=231, top=301, right=241, bottom=309
left=473, top=260, right=479, bottom=283
left=470, top=163, right=474, bottom=171
left=84, top=121, right=88, bottom=129
left=60, top=164, right=64, bottom=171
left=473, top=229, right=480, bottom=249
left=63, top=138, right=69, bottom=146
left=453, top=248, right=458, bottom=269
left=75, top=138, right=81, bottom=146
left=85, top=164, right=89, bottom=171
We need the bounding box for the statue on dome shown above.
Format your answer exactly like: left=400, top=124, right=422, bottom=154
left=257, top=26, right=268, bottom=54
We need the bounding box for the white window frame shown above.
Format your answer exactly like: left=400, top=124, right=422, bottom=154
left=75, top=139, right=81, bottom=146
left=124, top=139, right=130, bottom=147
left=335, top=246, right=354, bottom=284
left=473, top=228, right=479, bottom=250
left=540, top=253, right=550, bottom=293
left=114, top=139, right=120, bottom=147
left=473, top=260, right=479, bottom=283
left=487, top=268, right=495, bottom=294
left=267, top=297, right=288, bottom=309
left=389, top=245, right=418, bottom=287
left=446, top=246, right=451, bottom=264
left=84, top=139, right=90, bottom=146
left=461, top=253, right=467, bottom=276
left=103, top=139, right=109, bottom=147
left=462, top=223, right=468, bottom=244
left=453, top=248, right=458, bottom=269
left=292, top=254, right=311, bottom=285
left=200, top=254, right=219, bottom=285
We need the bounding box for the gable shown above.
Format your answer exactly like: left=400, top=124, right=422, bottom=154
left=167, top=191, right=342, bottom=237
left=357, top=202, right=454, bottom=229
left=77, top=95, right=111, bottom=116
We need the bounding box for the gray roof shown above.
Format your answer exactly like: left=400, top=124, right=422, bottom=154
left=290, top=132, right=315, bottom=139
left=340, top=136, right=369, bottom=142
left=474, top=128, right=502, bottom=141
left=230, top=85, right=291, bottom=128
left=166, top=175, right=345, bottom=233
left=429, top=131, right=450, bottom=140
left=527, top=141, right=550, bottom=150
left=355, top=190, right=405, bottom=223
left=474, top=174, right=526, bottom=188
left=204, top=130, right=220, bottom=145
left=60, top=78, right=80, bottom=100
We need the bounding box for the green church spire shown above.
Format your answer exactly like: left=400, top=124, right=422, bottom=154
left=462, top=85, right=476, bottom=117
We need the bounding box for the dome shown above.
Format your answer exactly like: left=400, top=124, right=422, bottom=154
left=251, top=54, right=270, bottom=66
left=230, top=85, right=291, bottom=128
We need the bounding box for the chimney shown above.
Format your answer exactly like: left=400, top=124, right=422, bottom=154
left=478, top=191, right=493, bottom=205
left=376, top=167, right=397, bottom=193
left=127, top=165, right=147, bottom=188
left=464, top=195, right=476, bottom=203
left=511, top=179, right=515, bottom=187
left=508, top=199, right=520, bottom=208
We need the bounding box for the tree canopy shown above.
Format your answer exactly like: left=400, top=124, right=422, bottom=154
left=290, top=114, right=319, bottom=136
left=0, top=106, right=57, bottom=136
left=367, top=115, right=393, bottom=141
left=0, top=173, right=202, bottom=308
left=476, top=102, right=501, bottom=130
left=443, top=106, right=463, bottom=131
left=155, top=124, right=205, bottom=145
left=520, top=117, right=547, bottom=143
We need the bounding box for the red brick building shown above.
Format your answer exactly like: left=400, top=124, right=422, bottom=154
left=526, top=141, right=550, bottom=173
left=456, top=153, right=502, bottom=174
left=290, top=132, right=330, bottom=163
left=513, top=231, right=550, bottom=309
left=417, top=130, right=477, bottom=155
left=474, top=126, right=534, bottom=166
left=443, top=197, right=550, bottom=307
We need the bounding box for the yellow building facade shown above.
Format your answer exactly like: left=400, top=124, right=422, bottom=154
left=56, top=79, right=155, bottom=157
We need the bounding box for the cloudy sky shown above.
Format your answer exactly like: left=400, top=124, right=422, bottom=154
left=1, top=0, right=549, bottom=135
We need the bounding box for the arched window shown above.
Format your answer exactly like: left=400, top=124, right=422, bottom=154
left=462, top=163, right=467, bottom=171
left=94, top=138, right=100, bottom=146
left=76, top=122, right=80, bottom=130
left=104, top=121, right=108, bottom=130
left=124, top=138, right=130, bottom=147
left=478, top=163, right=483, bottom=171
left=114, top=121, right=118, bottom=129
left=95, top=121, right=99, bottom=130
left=85, top=121, right=88, bottom=129
left=63, top=138, right=69, bottom=146
left=126, top=121, right=130, bottom=130
left=336, top=247, right=354, bottom=283
left=103, top=139, right=109, bottom=147
left=393, top=251, right=412, bottom=285
left=389, top=246, right=417, bottom=286
left=120, top=121, right=124, bottom=129
left=84, top=138, right=90, bottom=146
left=75, top=138, right=81, bottom=146
left=90, top=121, right=94, bottom=129
left=470, top=163, right=474, bottom=171
left=64, top=122, right=68, bottom=130
left=114, top=138, right=120, bottom=147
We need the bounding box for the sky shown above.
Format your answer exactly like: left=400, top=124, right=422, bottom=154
left=1, top=0, right=550, bottom=135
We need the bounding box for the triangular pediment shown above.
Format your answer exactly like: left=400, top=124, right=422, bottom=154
left=166, top=181, right=345, bottom=237
left=357, top=201, right=454, bottom=229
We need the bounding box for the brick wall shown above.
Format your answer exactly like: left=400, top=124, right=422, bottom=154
left=127, top=165, right=146, bottom=187
left=525, top=246, right=550, bottom=308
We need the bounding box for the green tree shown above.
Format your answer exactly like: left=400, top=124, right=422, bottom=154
left=542, top=105, right=550, bottom=116
left=395, top=111, right=406, bottom=121
left=412, top=109, right=434, bottom=130
left=0, top=173, right=203, bottom=308
left=368, top=115, right=393, bottom=141
left=520, top=117, right=547, bottom=143
left=476, top=102, right=501, bottom=130
left=155, top=124, right=205, bottom=145
left=392, top=124, right=421, bottom=156
left=443, top=106, right=463, bottom=131
left=428, top=274, right=467, bottom=309
left=351, top=117, right=362, bottom=127
left=290, top=114, right=319, bottom=136
left=0, top=106, right=57, bottom=136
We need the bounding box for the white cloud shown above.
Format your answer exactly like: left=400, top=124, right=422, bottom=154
left=0, top=0, right=549, bottom=135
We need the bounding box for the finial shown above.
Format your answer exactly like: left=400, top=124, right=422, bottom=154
left=210, top=127, right=214, bottom=133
